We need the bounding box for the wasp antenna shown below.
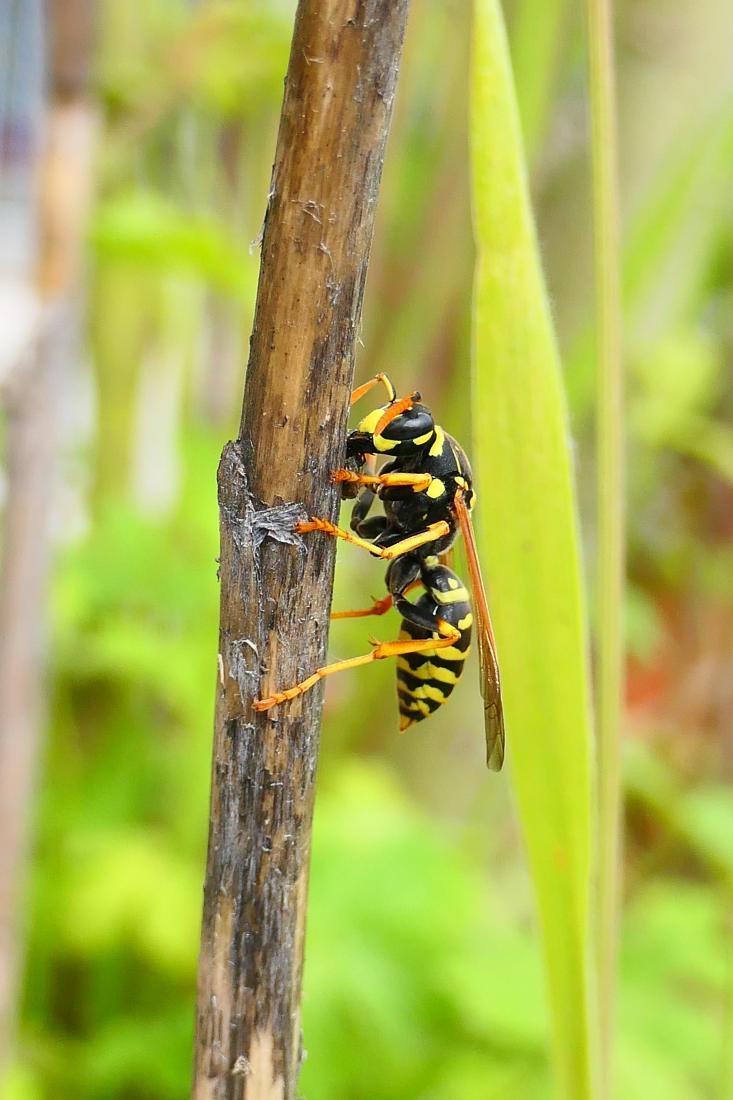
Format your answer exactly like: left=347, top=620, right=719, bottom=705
left=374, top=393, right=416, bottom=435
left=350, top=372, right=396, bottom=406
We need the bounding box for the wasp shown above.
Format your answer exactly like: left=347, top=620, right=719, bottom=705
left=253, top=373, right=505, bottom=770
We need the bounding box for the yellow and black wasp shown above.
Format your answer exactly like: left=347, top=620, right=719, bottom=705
left=254, top=373, right=505, bottom=771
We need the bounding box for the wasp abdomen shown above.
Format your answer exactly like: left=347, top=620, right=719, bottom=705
left=395, top=567, right=472, bottom=731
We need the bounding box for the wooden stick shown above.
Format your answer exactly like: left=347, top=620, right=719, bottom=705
left=191, top=3, right=410, bottom=1097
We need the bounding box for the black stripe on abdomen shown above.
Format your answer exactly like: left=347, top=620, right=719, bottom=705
left=396, top=615, right=471, bottom=730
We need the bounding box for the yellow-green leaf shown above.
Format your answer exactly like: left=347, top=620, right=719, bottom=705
left=470, top=2, right=597, bottom=1097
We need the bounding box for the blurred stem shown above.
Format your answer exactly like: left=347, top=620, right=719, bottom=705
left=586, top=0, right=624, bottom=1097
left=0, top=0, right=96, bottom=1073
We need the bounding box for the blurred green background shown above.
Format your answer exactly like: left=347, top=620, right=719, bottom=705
left=2, top=1, right=733, bottom=1097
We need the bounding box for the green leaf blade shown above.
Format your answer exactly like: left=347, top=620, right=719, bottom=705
left=470, top=3, right=597, bottom=1098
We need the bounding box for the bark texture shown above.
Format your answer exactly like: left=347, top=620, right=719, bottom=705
left=191, top=3, right=410, bottom=1098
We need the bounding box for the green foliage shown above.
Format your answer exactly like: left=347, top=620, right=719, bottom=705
left=627, top=740, right=733, bottom=889
left=618, top=881, right=729, bottom=1100
left=92, top=190, right=256, bottom=298
left=5, top=1, right=733, bottom=1098
left=20, top=558, right=730, bottom=1100
left=97, top=1, right=293, bottom=118
left=510, top=0, right=572, bottom=157
left=15, top=454, right=222, bottom=1100
left=303, top=763, right=548, bottom=1099
left=7, top=473, right=730, bottom=1099
left=470, top=1, right=596, bottom=1096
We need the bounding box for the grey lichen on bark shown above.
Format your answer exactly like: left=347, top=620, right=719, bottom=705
left=191, top=3, right=411, bottom=1099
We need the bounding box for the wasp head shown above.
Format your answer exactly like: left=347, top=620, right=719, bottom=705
left=347, top=393, right=436, bottom=458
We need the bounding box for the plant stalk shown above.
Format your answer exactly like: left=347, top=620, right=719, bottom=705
left=586, top=0, right=624, bottom=1096
left=0, top=0, right=96, bottom=1072
left=190, top=4, right=410, bottom=1098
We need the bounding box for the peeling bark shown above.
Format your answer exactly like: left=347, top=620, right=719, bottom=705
left=191, top=3, right=410, bottom=1098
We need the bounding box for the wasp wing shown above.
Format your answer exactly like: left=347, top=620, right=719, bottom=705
left=454, top=492, right=505, bottom=771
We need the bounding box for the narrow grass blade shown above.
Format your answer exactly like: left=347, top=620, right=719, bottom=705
left=470, top=3, right=597, bottom=1098
left=585, top=0, right=624, bottom=1096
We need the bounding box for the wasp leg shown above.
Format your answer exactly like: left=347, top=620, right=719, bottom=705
left=332, top=470, right=432, bottom=492
left=348, top=483, right=389, bottom=539
left=354, top=515, right=388, bottom=540
left=387, top=554, right=468, bottom=633
left=253, top=620, right=460, bottom=712
left=295, top=518, right=450, bottom=560
left=350, top=372, right=396, bottom=406
left=331, top=594, right=393, bottom=620
left=331, top=579, right=422, bottom=621
left=351, top=486, right=375, bottom=520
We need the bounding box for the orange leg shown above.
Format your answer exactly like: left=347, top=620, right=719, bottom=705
left=331, top=594, right=393, bottom=619
left=253, top=621, right=460, bottom=712
left=295, top=517, right=450, bottom=560
left=331, top=579, right=422, bottom=620
left=332, top=469, right=432, bottom=492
